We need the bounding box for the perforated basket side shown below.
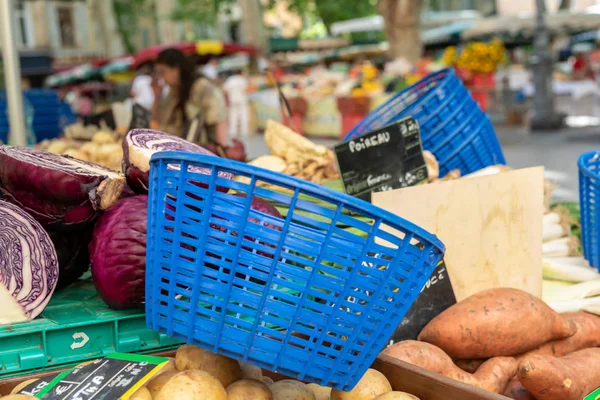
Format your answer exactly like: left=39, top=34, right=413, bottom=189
left=345, top=69, right=454, bottom=141
left=579, top=151, right=600, bottom=270
left=145, top=152, right=445, bottom=390
left=343, top=69, right=505, bottom=176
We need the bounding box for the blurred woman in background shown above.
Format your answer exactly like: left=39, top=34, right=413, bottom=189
left=151, top=48, right=229, bottom=147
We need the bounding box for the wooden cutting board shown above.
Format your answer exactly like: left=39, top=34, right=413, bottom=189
left=373, top=167, right=544, bottom=301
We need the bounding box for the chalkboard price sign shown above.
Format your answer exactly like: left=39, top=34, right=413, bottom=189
left=334, top=117, right=428, bottom=202
left=128, top=104, right=151, bottom=131
left=387, top=261, right=457, bottom=345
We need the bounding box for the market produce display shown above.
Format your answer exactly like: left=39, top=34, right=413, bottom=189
left=38, top=126, right=123, bottom=171
left=248, top=120, right=339, bottom=184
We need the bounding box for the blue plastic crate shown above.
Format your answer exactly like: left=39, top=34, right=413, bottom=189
left=579, top=151, right=600, bottom=270
left=145, top=152, right=445, bottom=390
left=344, top=69, right=505, bottom=176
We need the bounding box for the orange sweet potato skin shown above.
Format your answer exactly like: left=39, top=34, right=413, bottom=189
left=455, top=358, right=486, bottom=373
left=457, top=312, right=600, bottom=374
left=503, top=378, right=534, bottom=400
left=516, top=312, right=600, bottom=359
left=381, top=340, right=517, bottom=394
left=518, top=348, right=600, bottom=400
left=418, top=288, right=576, bottom=359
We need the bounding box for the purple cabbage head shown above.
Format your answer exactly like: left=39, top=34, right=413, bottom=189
left=89, top=195, right=148, bottom=310
left=0, top=145, right=126, bottom=230
left=122, top=129, right=233, bottom=194
left=0, top=199, right=59, bottom=323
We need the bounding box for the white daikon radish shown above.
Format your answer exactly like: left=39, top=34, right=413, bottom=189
left=544, top=257, right=590, bottom=267
left=549, top=297, right=600, bottom=313
left=542, top=237, right=581, bottom=258
left=543, top=258, right=600, bottom=282
left=542, top=279, right=600, bottom=303
left=542, top=222, right=570, bottom=242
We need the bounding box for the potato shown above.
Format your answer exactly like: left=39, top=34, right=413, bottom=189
left=10, top=379, right=38, bottom=394
left=92, top=131, right=117, bottom=145
left=374, top=392, right=420, bottom=400
left=262, top=376, right=275, bottom=387
left=239, top=361, right=263, bottom=380
left=155, top=358, right=176, bottom=374
left=227, top=379, right=273, bottom=400
left=155, top=370, right=227, bottom=400
left=146, top=370, right=179, bottom=397
left=175, top=344, right=242, bottom=387
left=306, top=383, right=331, bottom=400
left=330, top=369, right=391, bottom=400
left=270, top=379, right=315, bottom=400
left=130, top=386, right=152, bottom=400
left=418, top=288, right=576, bottom=359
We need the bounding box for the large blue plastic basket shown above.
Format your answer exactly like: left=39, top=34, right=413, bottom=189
left=579, top=151, right=600, bottom=270
left=344, top=69, right=505, bottom=176
left=145, top=152, right=445, bottom=390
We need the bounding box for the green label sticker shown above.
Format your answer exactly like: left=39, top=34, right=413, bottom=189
left=585, top=387, right=600, bottom=400
left=32, top=353, right=168, bottom=399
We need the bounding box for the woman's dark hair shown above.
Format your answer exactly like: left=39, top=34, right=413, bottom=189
left=156, top=48, right=196, bottom=125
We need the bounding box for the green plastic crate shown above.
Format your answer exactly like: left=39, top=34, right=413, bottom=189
left=0, top=275, right=181, bottom=378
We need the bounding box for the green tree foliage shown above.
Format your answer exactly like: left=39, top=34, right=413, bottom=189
left=112, top=0, right=155, bottom=53
left=170, top=0, right=376, bottom=33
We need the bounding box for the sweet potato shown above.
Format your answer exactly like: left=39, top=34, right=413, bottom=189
left=518, top=348, right=600, bottom=400
left=503, top=378, right=534, bottom=400
left=517, top=312, right=600, bottom=359
left=381, top=341, right=517, bottom=393
left=418, top=288, right=576, bottom=359
left=459, top=312, right=600, bottom=374
left=454, top=359, right=486, bottom=373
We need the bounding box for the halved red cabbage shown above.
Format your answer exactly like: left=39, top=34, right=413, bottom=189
left=49, top=229, right=92, bottom=290
left=0, top=146, right=126, bottom=230
left=122, top=129, right=233, bottom=194
left=0, top=200, right=58, bottom=323
left=89, top=195, right=148, bottom=310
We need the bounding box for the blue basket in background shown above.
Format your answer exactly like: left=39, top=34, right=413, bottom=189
left=579, top=151, right=600, bottom=270
left=145, top=152, right=445, bottom=390
left=344, top=69, right=505, bottom=176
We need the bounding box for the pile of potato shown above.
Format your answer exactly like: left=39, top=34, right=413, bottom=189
left=248, top=120, right=339, bottom=185
left=4, top=343, right=422, bottom=400
left=37, top=127, right=123, bottom=171
left=127, top=344, right=420, bottom=400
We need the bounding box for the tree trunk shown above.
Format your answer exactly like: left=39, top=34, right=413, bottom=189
left=378, top=0, right=423, bottom=64
left=239, top=0, right=268, bottom=55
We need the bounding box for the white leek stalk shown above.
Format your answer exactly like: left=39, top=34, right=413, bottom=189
left=549, top=297, right=600, bottom=313
left=542, top=279, right=600, bottom=303
left=543, top=212, right=561, bottom=226
left=543, top=258, right=600, bottom=282
left=542, top=221, right=570, bottom=242
left=544, top=257, right=590, bottom=267
left=542, top=237, right=581, bottom=258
